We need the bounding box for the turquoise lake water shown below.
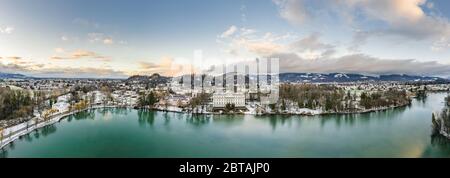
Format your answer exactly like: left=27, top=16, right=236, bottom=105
left=1, top=93, right=449, bottom=158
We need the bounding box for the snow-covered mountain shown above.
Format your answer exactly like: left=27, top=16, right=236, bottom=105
left=280, top=73, right=448, bottom=83
left=0, top=72, right=31, bottom=79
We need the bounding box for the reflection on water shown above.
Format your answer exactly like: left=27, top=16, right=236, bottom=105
left=162, top=112, right=170, bottom=126
left=24, top=134, right=33, bottom=142
left=265, top=115, right=292, bottom=131
left=0, top=148, right=7, bottom=158
left=421, top=134, right=450, bottom=157
left=211, top=115, right=245, bottom=127
left=431, top=134, right=450, bottom=147
left=416, top=94, right=428, bottom=105
left=249, top=105, right=410, bottom=132
left=138, top=109, right=156, bottom=127
left=71, top=110, right=95, bottom=121
left=186, top=114, right=211, bottom=127
left=41, top=125, right=57, bottom=137
left=2, top=93, right=450, bottom=158
left=33, top=130, right=40, bottom=139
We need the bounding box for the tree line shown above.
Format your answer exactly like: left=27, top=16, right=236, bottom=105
left=0, top=87, right=33, bottom=120
left=138, top=91, right=158, bottom=107
left=279, top=84, right=347, bottom=112
left=279, top=84, right=410, bottom=112
left=359, top=90, right=409, bottom=109
left=432, top=96, right=450, bottom=136
left=446, top=95, right=450, bottom=106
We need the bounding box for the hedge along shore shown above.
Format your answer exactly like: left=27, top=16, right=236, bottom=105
left=0, top=105, right=118, bottom=149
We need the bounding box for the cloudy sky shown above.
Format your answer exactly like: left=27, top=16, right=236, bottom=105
left=1, top=0, right=450, bottom=78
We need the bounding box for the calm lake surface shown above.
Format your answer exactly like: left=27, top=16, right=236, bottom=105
left=2, top=93, right=450, bottom=158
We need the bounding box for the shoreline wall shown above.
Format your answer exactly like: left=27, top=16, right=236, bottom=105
left=0, top=105, right=117, bottom=149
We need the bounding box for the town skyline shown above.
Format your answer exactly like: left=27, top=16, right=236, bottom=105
left=1, top=0, right=450, bottom=78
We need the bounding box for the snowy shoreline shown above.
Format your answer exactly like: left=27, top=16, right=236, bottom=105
left=0, top=105, right=118, bottom=149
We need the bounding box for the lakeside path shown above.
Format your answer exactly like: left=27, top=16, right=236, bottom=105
left=0, top=105, right=118, bottom=149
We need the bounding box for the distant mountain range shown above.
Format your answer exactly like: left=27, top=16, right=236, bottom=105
left=279, top=73, right=449, bottom=83
left=1, top=72, right=449, bottom=83
left=0, top=72, right=31, bottom=79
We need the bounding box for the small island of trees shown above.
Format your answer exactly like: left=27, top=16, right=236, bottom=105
left=432, top=95, right=450, bottom=139
left=278, top=84, right=410, bottom=114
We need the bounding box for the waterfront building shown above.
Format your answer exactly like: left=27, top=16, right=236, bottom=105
left=212, top=92, right=245, bottom=109
left=260, top=92, right=279, bottom=105
left=52, top=102, right=70, bottom=113
left=167, top=94, right=190, bottom=106
left=57, top=93, right=72, bottom=103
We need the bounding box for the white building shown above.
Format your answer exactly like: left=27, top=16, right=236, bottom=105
left=166, top=94, right=189, bottom=106
left=52, top=102, right=70, bottom=113
left=212, top=92, right=245, bottom=108
left=57, top=93, right=72, bottom=103
left=87, top=90, right=106, bottom=105
left=260, top=92, right=279, bottom=105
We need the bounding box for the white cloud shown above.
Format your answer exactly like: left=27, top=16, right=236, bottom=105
left=220, top=25, right=238, bottom=38
left=51, top=49, right=110, bottom=61
left=135, top=57, right=187, bottom=77
left=342, top=0, right=450, bottom=50
left=341, top=0, right=426, bottom=24
left=88, top=33, right=117, bottom=45
left=347, top=29, right=376, bottom=52
left=290, top=33, right=334, bottom=52
left=118, top=40, right=128, bottom=45
left=54, top=48, right=65, bottom=53
left=0, top=61, right=127, bottom=78
left=240, top=28, right=256, bottom=36
left=219, top=25, right=334, bottom=59
left=61, top=35, right=79, bottom=42
left=273, top=0, right=310, bottom=25
left=273, top=0, right=450, bottom=51
left=0, top=26, right=14, bottom=34
left=103, top=37, right=114, bottom=45
left=431, top=36, right=450, bottom=52
left=61, top=36, right=69, bottom=41
left=219, top=27, right=291, bottom=57
left=216, top=25, right=450, bottom=76
left=271, top=52, right=450, bottom=76
left=237, top=39, right=285, bottom=55
left=88, top=33, right=105, bottom=43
